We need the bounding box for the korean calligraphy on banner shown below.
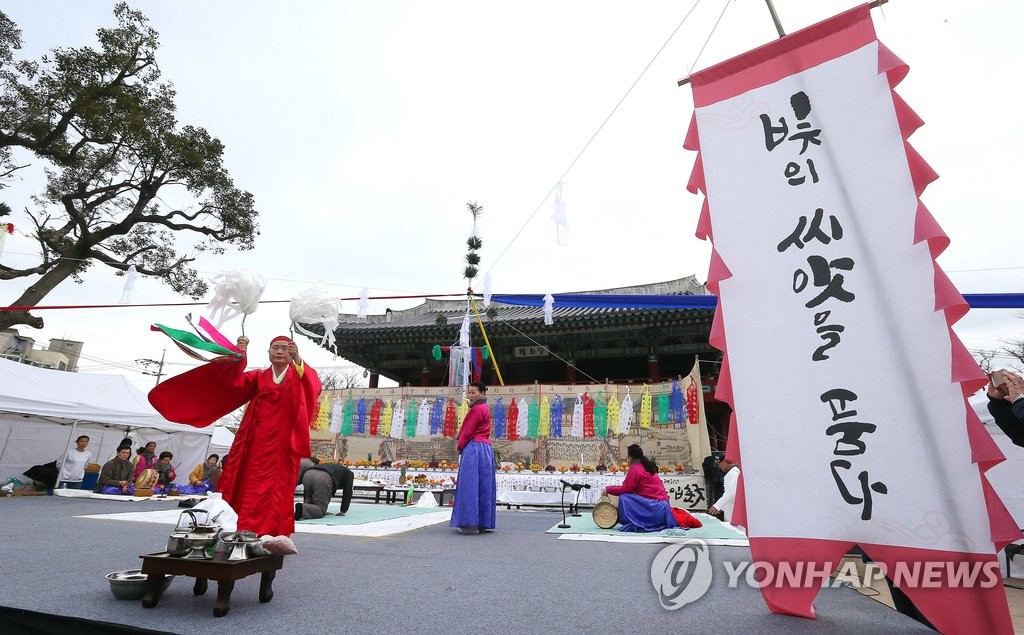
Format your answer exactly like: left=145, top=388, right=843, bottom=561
left=685, top=5, right=1018, bottom=633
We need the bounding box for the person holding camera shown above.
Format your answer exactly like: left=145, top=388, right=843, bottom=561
left=987, top=369, right=1024, bottom=447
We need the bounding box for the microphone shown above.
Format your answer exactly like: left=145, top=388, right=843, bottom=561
left=560, top=479, right=592, bottom=491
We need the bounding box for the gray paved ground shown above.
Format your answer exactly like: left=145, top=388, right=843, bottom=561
left=0, top=496, right=931, bottom=634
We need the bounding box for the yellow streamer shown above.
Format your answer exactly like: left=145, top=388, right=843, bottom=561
left=640, top=384, right=652, bottom=429
left=313, top=393, right=331, bottom=430
left=607, top=389, right=620, bottom=435
left=381, top=398, right=394, bottom=436
left=457, top=398, right=469, bottom=428
left=539, top=395, right=551, bottom=437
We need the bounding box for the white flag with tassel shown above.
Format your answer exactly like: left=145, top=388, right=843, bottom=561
left=357, top=287, right=370, bottom=320
left=119, top=265, right=139, bottom=304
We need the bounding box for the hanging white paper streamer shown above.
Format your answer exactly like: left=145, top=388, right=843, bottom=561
left=551, top=181, right=569, bottom=246
left=448, top=351, right=459, bottom=388
left=391, top=399, right=405, bottom=438
left=483, top=273, right=493, bottom=308
left=543, top=293, right=554, bottom=325
left=119, top=265, right=139, bottom=304
left=517, top=398, right=530, bottom=437
left=329, top=395, right=343, bottom=433
left=571, top=394, right=584, bottom=438
left=289, top=287, right=341, bottom=349
left=207, top=270, right=267, bottom=327
left=619, top=388, right=634, bottom=436
left=471, top=219, right=481, bottom=238
left=460, top=314, right=471, bottom=348
left=416, top=399, right=431, bottom=436
left=357, top=287, right=370, bottom=319
left=0, top=223, right=12, bottom=257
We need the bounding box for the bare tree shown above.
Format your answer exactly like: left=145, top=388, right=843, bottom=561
left=972, top=349, right=1000, bottom=373
left=319, top=368, right=365, bottom=390
left=999, top=337, right=1024, bottom=368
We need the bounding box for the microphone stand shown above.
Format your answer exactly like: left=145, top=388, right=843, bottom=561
left=558, top=483, right=571, bottom=529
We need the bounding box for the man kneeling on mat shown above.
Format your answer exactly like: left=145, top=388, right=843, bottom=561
left=295, top=458, right=355, bottom=520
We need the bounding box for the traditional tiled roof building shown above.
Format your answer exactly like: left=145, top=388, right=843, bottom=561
left=309, top=277, right=729, bottom=447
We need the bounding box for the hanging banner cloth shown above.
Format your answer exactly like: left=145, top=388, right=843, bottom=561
left=685, top=5, right=1017, bottom=633
left=683, top=360, right=711, bottom=470
left=391, top=399, right=405, bottom=439
left=507, top=399, right=520, bottom=441
left=382, top=399, right=394, bottom=437
left=329, top=395, right=343, bottom=433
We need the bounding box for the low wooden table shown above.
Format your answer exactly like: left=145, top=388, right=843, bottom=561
left=139, top=551, right=284, bottom=617
left=383, top=485, right=455, bottom=506
left=352, top=483, right=385, bottom=503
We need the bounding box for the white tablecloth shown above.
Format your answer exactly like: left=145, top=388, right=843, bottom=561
left=350, top=468, right=708, bottom=509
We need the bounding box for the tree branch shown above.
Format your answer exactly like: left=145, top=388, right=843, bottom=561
left=87, top=246, right=193, bottom=275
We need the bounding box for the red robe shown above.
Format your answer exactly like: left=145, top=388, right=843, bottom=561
left=149, top=356, right=320, bottom=536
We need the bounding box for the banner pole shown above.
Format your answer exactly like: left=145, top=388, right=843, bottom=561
left=468, top=294, right=505, bottom=386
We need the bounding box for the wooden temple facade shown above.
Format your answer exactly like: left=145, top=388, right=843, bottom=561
left=309, top=277, right=731, bottom=449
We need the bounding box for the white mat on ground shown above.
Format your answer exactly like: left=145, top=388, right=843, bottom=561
left=54, top=489, right=209, bottom=503
left=76, top=507, right=453, bottom=538
left=556, top=533, right=749, bottom=546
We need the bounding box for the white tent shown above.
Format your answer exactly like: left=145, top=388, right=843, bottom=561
left=207, top=426, right=235, bottom=459
left=0, top=357, right=213, bottom=487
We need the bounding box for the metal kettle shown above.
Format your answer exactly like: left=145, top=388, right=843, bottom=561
left=176, top=509, right=222, bottom=559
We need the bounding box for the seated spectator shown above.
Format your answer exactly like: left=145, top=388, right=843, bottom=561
left=57, top=435, right=94, bottom=490
left=134, top=442, right=158, bottom=475
left=604, top=444, right=680, bottom=532
left=179, top=454, right=221, bottom=495
left=295, top=458, right=355, bottom=520
left=152, top=451, right=177, bottom=493
left=96, top=446, right=134, bottom=494
left=106, top=437, right=132, bottom=462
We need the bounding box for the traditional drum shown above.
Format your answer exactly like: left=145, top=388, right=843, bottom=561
left=592, top=494, right=618, bottom=529
left=135, top=468, right=158, bottom=496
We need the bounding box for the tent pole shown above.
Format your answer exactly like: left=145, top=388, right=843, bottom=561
left=0, top=425, right=12, bottom=468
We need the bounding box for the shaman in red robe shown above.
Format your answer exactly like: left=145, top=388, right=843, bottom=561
left=149, top=348, right=320, bottom=537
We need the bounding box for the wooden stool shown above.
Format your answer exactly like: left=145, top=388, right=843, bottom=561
left=139, top=551, right=284, bottom=617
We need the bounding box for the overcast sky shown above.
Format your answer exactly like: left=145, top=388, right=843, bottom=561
left=1, top=0, right=1021, bottom=391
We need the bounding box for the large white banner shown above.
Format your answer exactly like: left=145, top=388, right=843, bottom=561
left=685, top=5, right=1016, bottom=633
left=697, top=40, right=989, bottom=551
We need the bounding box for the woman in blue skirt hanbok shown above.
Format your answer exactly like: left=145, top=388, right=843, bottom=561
left=604, top=444, right=679, bottom=532
left=450, top=381, right=496, bottom=534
